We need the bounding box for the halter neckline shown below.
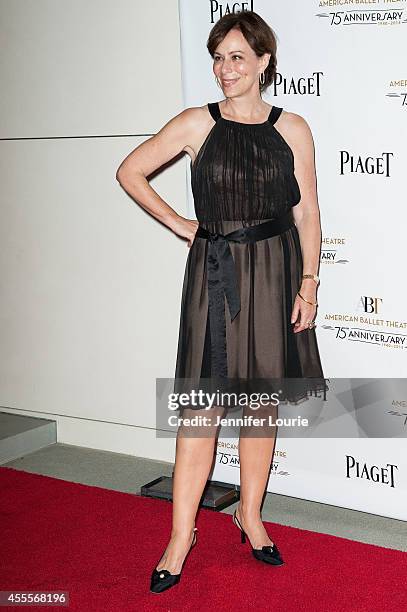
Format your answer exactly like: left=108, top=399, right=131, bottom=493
left=208, top=101, right=283, bottom=126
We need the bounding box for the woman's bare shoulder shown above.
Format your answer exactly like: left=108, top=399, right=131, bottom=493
left=168, top=104, right=212, bottom=130
left=275, top=110, right=314, bottom=151
left=175, top=105, right=214, bottom=160
left=116, top=105, right=212, bottom=180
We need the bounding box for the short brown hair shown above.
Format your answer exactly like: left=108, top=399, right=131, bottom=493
left=207, top=10, right=277, bottom=94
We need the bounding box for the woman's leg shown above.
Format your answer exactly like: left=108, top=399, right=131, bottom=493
left=155, top=405, right=225, bottom=574
left=236, top=402, right=279, bottom=548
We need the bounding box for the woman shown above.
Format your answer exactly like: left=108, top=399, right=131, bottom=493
left=116, top=11, right=325, bottom=594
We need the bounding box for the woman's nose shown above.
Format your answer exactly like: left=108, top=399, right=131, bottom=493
left=221, top=64, right=234, bottom=75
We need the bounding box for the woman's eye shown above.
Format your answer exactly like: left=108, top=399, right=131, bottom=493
left=214, top=55, right=242, bottom=61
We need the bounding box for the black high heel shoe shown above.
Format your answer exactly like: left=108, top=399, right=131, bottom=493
left=150, top=527, right=198, bottom=594
left=233, top=508, right=284, bottom=566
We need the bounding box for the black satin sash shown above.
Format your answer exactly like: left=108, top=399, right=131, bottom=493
left=196, top=209, right=296, bottom=378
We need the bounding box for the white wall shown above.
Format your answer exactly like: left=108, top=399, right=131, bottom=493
left=0, top=0, right=188, bottom=462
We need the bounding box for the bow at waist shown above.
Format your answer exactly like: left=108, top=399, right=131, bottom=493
left=195, top=210, right=296, bottom=378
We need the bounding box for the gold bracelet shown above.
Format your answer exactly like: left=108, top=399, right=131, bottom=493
left=302, top=274, right=320, bottom=285
left=297, top=291, right=318, bottom=306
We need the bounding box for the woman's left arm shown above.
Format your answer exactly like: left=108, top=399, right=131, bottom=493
left=279, top=112, right=322, bottom=333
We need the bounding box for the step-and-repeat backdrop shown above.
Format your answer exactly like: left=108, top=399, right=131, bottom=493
left=178, top=0, right=406, bottom=520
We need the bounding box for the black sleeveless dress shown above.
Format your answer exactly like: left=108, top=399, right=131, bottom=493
left=174, top=101, right=326, bottom=405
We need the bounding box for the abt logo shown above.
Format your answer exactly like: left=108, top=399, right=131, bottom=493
left=358, top=296, right=383, bottom=315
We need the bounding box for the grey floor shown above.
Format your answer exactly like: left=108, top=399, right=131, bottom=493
left=4, top=442, right=406, bottom=552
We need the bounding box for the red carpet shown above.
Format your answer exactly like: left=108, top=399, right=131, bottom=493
left=0, top=466, right=406, bottom=611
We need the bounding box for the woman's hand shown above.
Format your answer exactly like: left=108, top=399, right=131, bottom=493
left=170, top=215, right=200, bottom=248
left=291, top=279, right=318, bottom=333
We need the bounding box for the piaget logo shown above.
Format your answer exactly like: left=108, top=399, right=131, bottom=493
left=272, top=71, right=323, bottom=97
left=210, top=0, right=254, bottom=22
left=386, top=78, right=407, bottom=107
left=321, top=236, right=349, bottom=265
left=346, top=455, right=398, bottom=488
left=339, top=151, right=393, bottom=176
left=316, top=3, right=407, bottom=27
left=322, top=295, right=407, bottom=348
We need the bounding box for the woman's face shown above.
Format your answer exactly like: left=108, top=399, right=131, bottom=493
left=213, top=28, right=269, bottom=95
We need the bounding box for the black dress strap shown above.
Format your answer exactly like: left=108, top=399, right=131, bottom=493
left=208, top=102, right=221, bottom=122
left=268, top=106, right=283, bottom=125
left=210, top=101, right=282, bottom=125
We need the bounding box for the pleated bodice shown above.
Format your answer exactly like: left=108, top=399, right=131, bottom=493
left=191, top=101, right=301, bottom=223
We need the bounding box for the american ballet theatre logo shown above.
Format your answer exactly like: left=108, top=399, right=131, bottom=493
left=316, top=5, right=407, bottom=27
left=217, top=441, right=240, bottom=467
left=209, top=0, right=254, bottom=23
left=346, top=455, right=398, bottom=488
left=361, top=296, right=382, bottom=316
left=321, top=236, right=349, bottom=266
left=339, top=151, right=393, bottom=176
left=386, top=78, right=407, bottom=107
left=388, top=400, right=407, bottom=427
left=322, top=295, right=407, bottom=349
left=217, top=441, right=290, bottom=477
